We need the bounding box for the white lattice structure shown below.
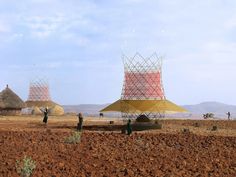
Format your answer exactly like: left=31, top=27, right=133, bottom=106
left=121, top=53, right=165, bottom=100
left=100, top=53, right=187, bottom=119
left=27, top=79, right=51, bottom=101
left=121, top=53, right=165, bottom=118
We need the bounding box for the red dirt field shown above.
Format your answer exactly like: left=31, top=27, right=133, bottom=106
left=0, top=116, right=236, bottom=177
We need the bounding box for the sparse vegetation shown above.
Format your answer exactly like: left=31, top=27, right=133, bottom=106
left=193, top=122, right=200, bottom=127
left=182, top=128, right=190, bottom=133
left=16, top=156, right=36, bottom=177
left=64, top=131, right=82, bottom=144
left=212, top=125, right=218, bottom=131
left=203, top=113, right=214, bottom=119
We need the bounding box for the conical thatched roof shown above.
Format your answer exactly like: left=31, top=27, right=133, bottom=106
left=0, top=85, right=25, bottom=109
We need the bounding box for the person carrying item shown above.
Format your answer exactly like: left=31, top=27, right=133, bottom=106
left=77, top=112, right=84, bottom=131
left=43, top=107, right=49, bottom=124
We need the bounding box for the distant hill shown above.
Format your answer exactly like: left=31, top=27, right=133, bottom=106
left=63, top=101, right=236, bottom=119
left=63, top=104, right=120, bottom=117
left=183, top=102, right=236, bottom=118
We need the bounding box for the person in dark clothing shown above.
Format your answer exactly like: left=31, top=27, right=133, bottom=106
left=77, top=112, right=83, bottom=131
left=227, top=112, right=231, bottom=120
left=43, top=108, right=49, bottom=124
left=126, top=119, right=132, bottom=135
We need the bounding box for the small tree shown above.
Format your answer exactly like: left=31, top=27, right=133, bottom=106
left=203, top=113, right=214, bottom=119
left=16, top=156, right=36, bottom=177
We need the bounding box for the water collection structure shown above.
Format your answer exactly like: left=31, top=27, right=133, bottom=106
left=25, top=79, right=64, bottom=115
left=27, top=79, right=51, bottom=102
left=100, top=53, right=187, bottom=118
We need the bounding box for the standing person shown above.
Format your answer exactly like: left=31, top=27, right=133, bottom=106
left=126, top=119, right=132, bottom=135
left=227, top=112, right=231, bottom=120
left=77, top=112, right=84, bottom=131
left=43, top=107, right=49, bottom=124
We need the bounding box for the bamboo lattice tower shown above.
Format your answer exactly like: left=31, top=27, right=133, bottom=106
left=27, top=79, right=51, bottom=101
left=121, top=53, right=165, bottom=118
left=100, top=53, right=187, bottom=118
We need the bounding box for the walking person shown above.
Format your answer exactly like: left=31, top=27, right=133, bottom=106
left=43, top=107, right=49, bottom=124
left=227, top=112, right=231, bottom=120
left=126, top=119, right=132, bottom=135
left=77, top=112, right=84, bottom=131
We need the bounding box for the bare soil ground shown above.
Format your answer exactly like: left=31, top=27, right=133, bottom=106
left=0, top=116, right=236, bottom=177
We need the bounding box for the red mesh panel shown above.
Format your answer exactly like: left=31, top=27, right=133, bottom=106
left=28, top=85, right=51, bottom=101
left=122, top=71, right=164, bottom=99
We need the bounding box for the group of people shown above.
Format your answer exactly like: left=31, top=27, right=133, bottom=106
left=41, top=108, right=84, bottom=131
left=41, top=108, right=232, bottom=134
left=41, top=108, right=133, bottom=135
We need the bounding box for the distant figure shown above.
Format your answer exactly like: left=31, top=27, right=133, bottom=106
left=43, top=108, right=49, bottom=124
left=126, top=119, right=132, bottom=135
left=99, top=113, right=104, bottom=118
left=77, top=112, right=84, bottom=131
left=227, top=112, right=231, bottom=120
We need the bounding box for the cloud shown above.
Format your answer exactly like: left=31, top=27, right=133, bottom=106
left=0, top=21, right=10, bottom=33
left=24, top=15, right=66, bottom=38
left=203, top=41, right=236, bottom=54
left=224, top=15, right=236, bottom=31
left=1, top=0, right=236, bottom=104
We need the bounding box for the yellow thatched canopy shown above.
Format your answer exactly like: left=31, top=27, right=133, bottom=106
left=25, top=101, right=64, bottom=116
left=100, top=99, right=187, bottom=114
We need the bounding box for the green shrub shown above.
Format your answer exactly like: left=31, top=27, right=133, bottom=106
left=16, top=156, right=36, bottom=177
left=64, top=131, right=82, bottom=144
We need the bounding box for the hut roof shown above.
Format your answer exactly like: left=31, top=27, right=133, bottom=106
left=25, top=100, right=58, bottom=108
left=24, top=100, right=64, bottom=115
left=0, top=85, right=25, bottom=109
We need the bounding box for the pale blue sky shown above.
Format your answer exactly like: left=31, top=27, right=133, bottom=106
left=0, top=0, right=236, bottom=105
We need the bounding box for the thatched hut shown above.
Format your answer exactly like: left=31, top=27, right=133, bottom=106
left=24, top=100, right=64, bottom=116
left=0, top=85, right=25, bottom=116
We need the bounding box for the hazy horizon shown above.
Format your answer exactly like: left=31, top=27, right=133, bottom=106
left=1, top=0, right=236, bottom=105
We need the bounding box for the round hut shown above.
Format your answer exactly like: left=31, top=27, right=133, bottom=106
left=0, top=85, right=25, bottom=116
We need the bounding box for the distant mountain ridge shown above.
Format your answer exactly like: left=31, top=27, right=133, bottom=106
left=63, top=104, right=120, bottom=117
left=183, top=102, right=236, bottom=117
left=63, top=101, right=236, bottom=118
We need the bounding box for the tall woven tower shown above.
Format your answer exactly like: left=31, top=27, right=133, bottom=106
left=100, top=53, right=187, bottom=119
left=121, top=53, right=165, bottom=100
left=25, top=78, right=64, bottom=116
left=120, top=53, right=165, bottom=118
left=27, top=79, right=51, bottom=101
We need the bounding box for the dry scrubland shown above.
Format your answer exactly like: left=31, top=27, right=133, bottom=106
left=0, top=115, right=236, bottom=177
